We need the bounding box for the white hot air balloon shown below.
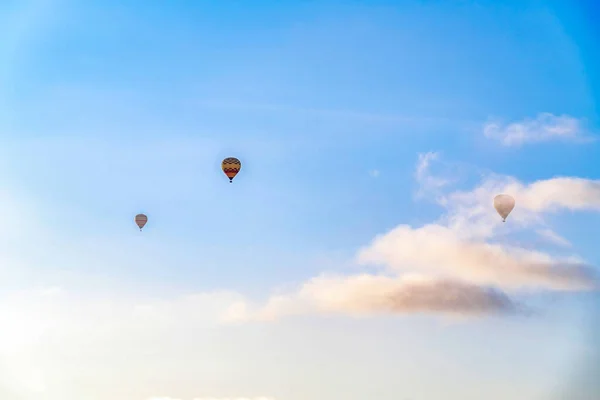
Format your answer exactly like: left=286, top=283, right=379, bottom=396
left=135, top=213, right=148, bottom=231
left=493, top=194, right=515, bottom=222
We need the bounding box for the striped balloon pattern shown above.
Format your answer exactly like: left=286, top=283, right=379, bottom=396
left=221, top=157, right=241, bottom=183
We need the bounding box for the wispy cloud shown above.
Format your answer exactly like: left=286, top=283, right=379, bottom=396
left=483, top=113, right=594, bottom=146
left=414, top=151, right=451, bottom=198
left=536, top=228, right=572, bottom=248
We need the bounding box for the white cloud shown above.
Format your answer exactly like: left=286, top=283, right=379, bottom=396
left=357, top=224, right=597, bottom=291
left=483, top=113, right=593, bottom=146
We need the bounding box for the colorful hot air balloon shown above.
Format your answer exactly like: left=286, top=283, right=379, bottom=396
left=135, top=213, right=148, bottom=231
left=221, top=157, right=241, bottom=183
left=493, top=194, right=515, bottom=222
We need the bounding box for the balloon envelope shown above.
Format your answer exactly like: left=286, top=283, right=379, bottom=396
left=221, top=157, right=241, bottom=182
left=135, top=213, right=148, bottom=230
left=493, top=194, right=515, bottom=222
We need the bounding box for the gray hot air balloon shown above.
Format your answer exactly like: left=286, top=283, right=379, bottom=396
left=493, top=194, right=515, bottom=222
left=135, top=213, right=148, bottom=231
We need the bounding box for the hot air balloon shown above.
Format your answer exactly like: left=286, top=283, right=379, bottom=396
left=135, top=213, right=148, bottom=231
left=493, top=194, right=515, bottom=222
left=221, top=157, right=241, bottom=183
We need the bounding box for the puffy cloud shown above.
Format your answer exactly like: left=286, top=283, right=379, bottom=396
left=357, top=224, right=597, bottom=291
left=483, top=113, right=592, bottom=146
left=225, top=274, right=523, bottom=322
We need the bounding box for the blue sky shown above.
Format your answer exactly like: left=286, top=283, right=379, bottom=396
left=0, top=1, right=598, bottom=399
